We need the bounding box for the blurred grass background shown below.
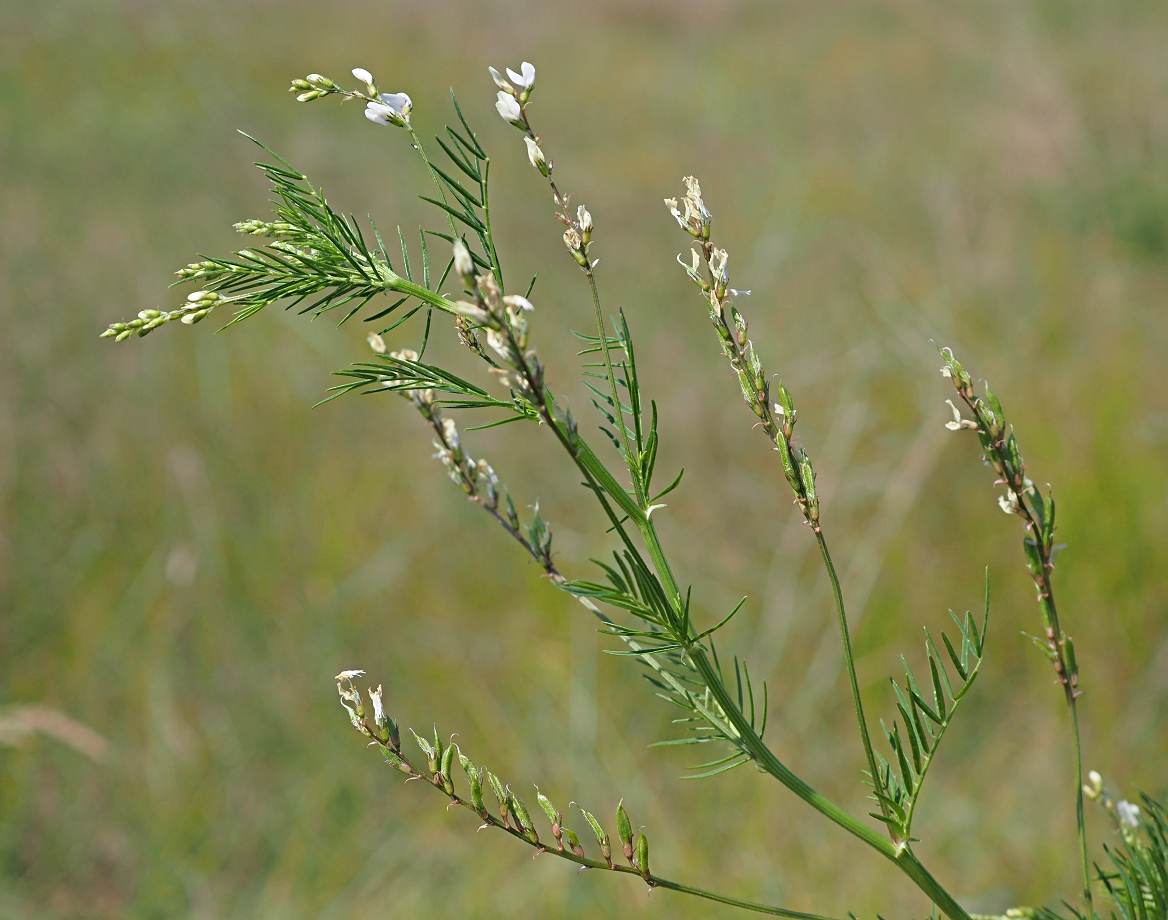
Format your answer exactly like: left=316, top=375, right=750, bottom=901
left=2, top=1, right=1167, bottom=917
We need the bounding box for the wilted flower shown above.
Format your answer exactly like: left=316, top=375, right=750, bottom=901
left=367, top=332, right=387, bottom=354
left=945, top=399, right=978, bottom=431
left=998, top=489, right=1022, bottom=515
left=369, top=684, right=387, bottom=726
left=365, top=92, right=412, bottom=127
left=666, top=176, right=711, bottom=239
left=495, top=91, right=524, bottom=127
left=335, top=669, right=366, bottom=682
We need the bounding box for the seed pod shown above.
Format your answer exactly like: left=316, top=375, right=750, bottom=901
left=575, top=805, right=611, bottom=865
left=1064, top=635, right=1079, bottom=679
left=459, top=755, right=487, bottom=816
left=536, top=789, right=562, bottom=840
left=562, top=827, right=585, bottom=858
left=382, top=749, right=412, bottom=775
left=509, top=791, right=539, bottom=844
left=486, top=771, right=507, bottom=806
left=636, top=833, right=650, bottom=881
left=615, top=800, right=634, bottom=862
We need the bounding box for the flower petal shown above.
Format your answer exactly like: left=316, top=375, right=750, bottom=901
left=379, top=92, right=412, bottom=115
left=352, top=67, right=373, bottom=84
left=520, top=62, right=535, bottom=86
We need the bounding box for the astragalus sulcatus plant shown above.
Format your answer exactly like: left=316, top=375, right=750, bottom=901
left=102, top=62, right=1163, bottom=920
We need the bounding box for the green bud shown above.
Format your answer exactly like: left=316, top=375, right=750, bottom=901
left=615, top=799, right=634, bottom=861
left=289, top=79, right=312, bottom=91
left=635, top=833, right=650, bottom=881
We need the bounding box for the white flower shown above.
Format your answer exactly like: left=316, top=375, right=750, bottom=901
left=503, top=294, right=534, bottom=312
left=452, top=239, right=474, bottom=278
left=998, top=490, right=1021, bottom=515
left=367, top=332, right=387, bottom=354
left=576, top=205, right=593, bottom=234
left=1118, top=800, right=1141, bottom=828
left=352, top=67, right=374, bottom=85
left=365, top=92, right=411, bottom=127
left=506, top=62, right=536, bottom=90
left=488, top=66, right=512, bottom=92
left=495, top=91, right=524, bottom=126
left=335, top=669, right=366, bottom=682
left=664, top=197, right=685, bottom=229
left=524, top=136, right=548, bottom=174
left=390, top=348, right=418, bottom=362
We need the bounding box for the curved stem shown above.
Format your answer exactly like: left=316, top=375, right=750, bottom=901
left=813, top=530, right=884, bottom=829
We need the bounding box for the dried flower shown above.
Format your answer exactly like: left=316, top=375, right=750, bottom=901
left=367, top=332, right=387, bottom=354
left=335, top=669, right=366, bottom=682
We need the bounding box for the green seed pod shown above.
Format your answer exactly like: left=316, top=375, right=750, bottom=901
left=562, top=827, right=584, bottom=858
left=459, top=755, right=487, bottom=816
left=1064, top=635, right=1078, bottom=678
left=486, top=771, right=507, bottom=806
left=509, top=792, right=538, bottom=844
left=440, top=741, right=456, bottom=780
left=798, top=452, right=819, bottom=523
left=615, top=800, right=634, bottom=861
left=636, top=834, right=650, bottom=881
left=534, top=789, right=558, bottom=826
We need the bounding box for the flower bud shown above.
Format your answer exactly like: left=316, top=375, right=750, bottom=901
left=635, top=833, right=650, bottom=880
left=524, top=136, right=549, bottom=176
left=452, top=239, right=475, bottom=282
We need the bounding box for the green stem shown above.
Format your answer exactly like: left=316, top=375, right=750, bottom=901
left=1070, top=697, right=1093, bottom=917
left=813, top=530, right=884, bottom=826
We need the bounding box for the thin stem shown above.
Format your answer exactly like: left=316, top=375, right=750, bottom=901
left=1071, top=697, right=1092, bottom=916
left=814, top=530, right=883, bottom=836
left=356, top=714, right=836, bottom=920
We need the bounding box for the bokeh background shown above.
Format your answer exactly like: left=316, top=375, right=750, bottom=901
left=3, top=1, right=1167, bottom=917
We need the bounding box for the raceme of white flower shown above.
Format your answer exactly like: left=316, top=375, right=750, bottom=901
left=100, top=57, right=1166, bottom=920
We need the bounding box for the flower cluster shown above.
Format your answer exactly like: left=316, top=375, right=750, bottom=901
left=666, top=177, right=816, bottom=526
left=291, top=66, right=413, bottom=128
left=99, top=290, right=226, bottom=340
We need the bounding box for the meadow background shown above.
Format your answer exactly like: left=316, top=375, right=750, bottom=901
left=2, top=1, right=1167, bottom=917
